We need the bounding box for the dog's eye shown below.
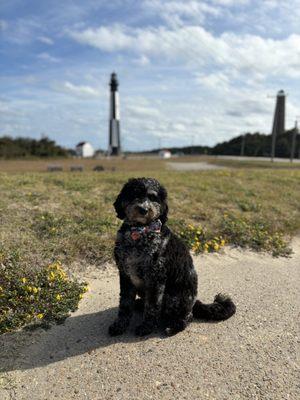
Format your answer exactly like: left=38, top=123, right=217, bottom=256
left=148, top=193, right=158, bottom=202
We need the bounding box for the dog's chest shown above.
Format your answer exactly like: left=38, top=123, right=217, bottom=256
left=116, top=231, right=163, bottom=288
left=125, top=251, right=148, bottom=288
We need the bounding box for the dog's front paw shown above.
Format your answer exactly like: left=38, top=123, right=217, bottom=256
left=134, top=298, right=144, bottom=312
left=165, top=319, right=187, bottom=336
left=135, top=322, right=154, bottom=337
left=108, top=319, right=128, bottom=336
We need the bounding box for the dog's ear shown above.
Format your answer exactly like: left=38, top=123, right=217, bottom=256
left=113, top=179, right=137, bottom=220
left=158, top=185, right=168, bottom=224
left=113, top=192, right=126, bottom=220
left=160, top=202, right=168, bottom=225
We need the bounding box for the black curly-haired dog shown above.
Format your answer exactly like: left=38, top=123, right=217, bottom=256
left=109, top=177, right=236, bottom=337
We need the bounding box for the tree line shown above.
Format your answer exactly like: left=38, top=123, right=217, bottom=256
left=212, top=129, right=299, bottom=158
left=146, top=128, right=300, bottom=158
left=1, top=129, right=299, bottom=159
left=0, top=136, right=71, bottom=158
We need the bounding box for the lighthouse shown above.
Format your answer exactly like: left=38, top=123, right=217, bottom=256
left=271, top=90, right=285, bottom=161
left=108, top=72, right=121, bottom=156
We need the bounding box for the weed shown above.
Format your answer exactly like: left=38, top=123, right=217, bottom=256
left=171, top=221, right=226, bottom=254
left=0, top=249, right=87, bottom=334
left=220, top=214, right=292, bottom=256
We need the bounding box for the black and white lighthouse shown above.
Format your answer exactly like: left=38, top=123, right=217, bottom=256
left=108, top=72, right=121, bottom=156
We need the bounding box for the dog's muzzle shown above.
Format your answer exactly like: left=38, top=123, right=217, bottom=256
left=137, top=206, right=148, bottom=216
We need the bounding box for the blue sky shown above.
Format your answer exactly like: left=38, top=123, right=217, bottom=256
left=1, top=0, right=300, bottom=151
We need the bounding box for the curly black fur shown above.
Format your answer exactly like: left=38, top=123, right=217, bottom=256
left=109, top=177, right=236, bottom=337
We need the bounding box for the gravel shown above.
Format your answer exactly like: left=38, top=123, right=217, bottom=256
left=1, top=239, right=299, bottom=400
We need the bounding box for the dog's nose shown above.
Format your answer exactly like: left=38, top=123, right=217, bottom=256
left=137, top=206, right=148, bottom=215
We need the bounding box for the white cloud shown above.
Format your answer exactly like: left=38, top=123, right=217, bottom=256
left=37, top=52, right=60, bottom=63
left=54, top=81, right=101, bottom=98
left=210, top=0, right=249, bottom=6
left=133, top=55, right=150, bottom=66
left=143, top=0, right=220, bottom=26
left=196, top=72, right=230, bottom=90
left=125, top=103, right=161, bottom=118
left=68, top=24, right=300, bottom=80
left=38, top=36, right=54, bottom=45
left=68, top=25, right=133, bottom=52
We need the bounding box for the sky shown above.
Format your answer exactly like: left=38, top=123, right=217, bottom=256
left=1, top=0, right=300, bottom=151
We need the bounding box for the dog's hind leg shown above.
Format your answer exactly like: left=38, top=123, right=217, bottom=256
left=163, top=294, right=194, bottom=336
left=109, top=272, right=136, bottom=336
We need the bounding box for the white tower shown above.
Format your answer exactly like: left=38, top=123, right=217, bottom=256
left=108, top=72, right=121, bottom=155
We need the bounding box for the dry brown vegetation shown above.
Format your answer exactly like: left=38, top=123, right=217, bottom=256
left=1, top=157, right=300, bottom=333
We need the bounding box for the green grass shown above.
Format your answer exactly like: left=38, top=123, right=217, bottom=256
left=1, top=168, right=299, bottom=264
left=0, top=165, right=300, bottom=333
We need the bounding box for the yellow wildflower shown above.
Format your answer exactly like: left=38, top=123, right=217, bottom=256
left=79, top=293, right=83, bottom=299
left=32, top=287, right=38, bottom=294
left=48, top=271, right=55, bottom=280
left=56, top=294, right=62, bottom=301
left=221, top=239, right=225, bottom=246
left=214, top=244, right=220, bottom=251
left=49, top=262, right=62, bottom=270
left=83, top=285, right=89, bottom=293
left=21, top=277, right=27, bottom=284
left=58, top=270, right=66, bottom=278
left=37, top=313, right=44, bottom=319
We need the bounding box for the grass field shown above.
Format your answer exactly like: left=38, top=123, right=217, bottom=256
left=1, top=159, right=300, bottom=266
left=1, top=157, right=300, bottom=333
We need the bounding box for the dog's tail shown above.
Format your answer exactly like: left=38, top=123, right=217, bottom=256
left=192, top=293, right=236, bottom=321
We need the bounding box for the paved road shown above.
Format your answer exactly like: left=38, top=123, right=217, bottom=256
left=167, top=162, right=225, bottom=171
left=215, top=155, right=300, bottom=163
left=1, top=241, right=299, bottom=400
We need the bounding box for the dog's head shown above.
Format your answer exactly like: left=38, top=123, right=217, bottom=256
left=114, top=177, right=168, bottom=225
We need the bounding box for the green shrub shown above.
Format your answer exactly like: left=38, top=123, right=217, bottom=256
left=220, top=214, right=291, bottom=257
left=171, top=221, right=226, bottom=254
left=0, top=249, right=88, bottom=334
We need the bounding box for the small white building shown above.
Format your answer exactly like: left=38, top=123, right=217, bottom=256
left=158, top=149, right=172, bottom=159
left=75, top=142, right=95, bottom=158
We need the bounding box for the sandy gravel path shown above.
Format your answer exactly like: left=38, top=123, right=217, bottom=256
left=1, top=240, right=299, bottom=400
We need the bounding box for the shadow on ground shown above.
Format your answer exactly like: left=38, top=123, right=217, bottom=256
left=1, top=306, right=220, bottom=373
left=1, top=307, right=164, bottom=372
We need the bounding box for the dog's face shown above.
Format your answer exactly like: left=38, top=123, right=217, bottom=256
left=114, top=178, right=168, bottom=225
